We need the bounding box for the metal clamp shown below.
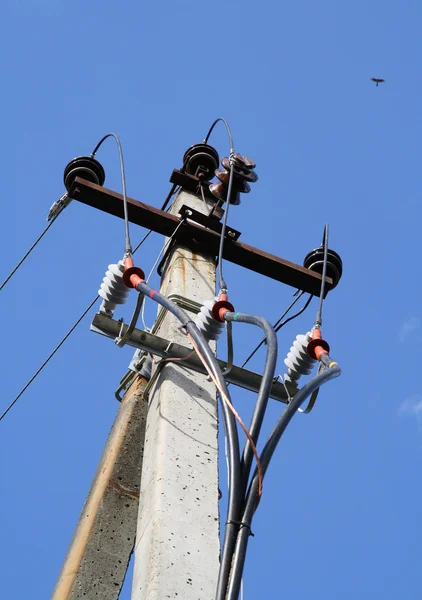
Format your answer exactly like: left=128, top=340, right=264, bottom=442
left=115, top=292, right=145, bottom=348
left=298, top=362, right=325, bottom=414
left=115, top=370, right=137, bottom=402
left=113, top=295, right=200, bottom=401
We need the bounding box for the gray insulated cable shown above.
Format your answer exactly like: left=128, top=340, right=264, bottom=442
left=225, top=364, right=341, bottom=600
left=134, top=281, right=243, bottom=586
left=215, top=311, right=277, bottom=600
left=224, top=312, right=278, bottom=492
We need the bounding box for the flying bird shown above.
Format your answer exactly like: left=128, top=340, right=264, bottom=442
left=371, top=78, right=385, bottom=87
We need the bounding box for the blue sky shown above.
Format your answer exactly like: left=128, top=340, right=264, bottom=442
left=1, top=0, right=422, bottom=598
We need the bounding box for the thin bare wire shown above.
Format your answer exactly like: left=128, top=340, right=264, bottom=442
left=203, top=117, right=235, bottom=293
left=314, top=223, right=329, bottom=328
left=204, top=117, right=234, bottom=152
left=0, top=221, right=155, bottom=423
left=0, top=215, right=59, bottom=293
left=217, top=161, right=235, bottom=293
left=91, top=133, right=132, bottom=256
left=0, top=297, right=98, bottom=422
left=239, top=292, right=312, bottom=371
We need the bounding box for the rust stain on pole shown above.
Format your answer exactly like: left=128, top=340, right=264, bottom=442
left=71, top=178, right=333, bottom=296
left=52, top=376, right=148, bottom=600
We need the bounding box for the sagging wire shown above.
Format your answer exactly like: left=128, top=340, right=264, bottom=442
left=91, top=133, right=132, bottom=257
left=203, top=117, right=235, bottom=294
left=1, top=133, right=119, bottom=294
left=0, top=296, right=99, bottom=422
left=238, top=292, right=313, bottom=372
left=225, top=364, right=342, bottom=600
left=0, top=199, right=170, bottom=423
left=0, top=215, right=59, bottom=292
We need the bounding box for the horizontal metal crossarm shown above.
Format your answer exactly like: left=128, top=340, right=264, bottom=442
left=91, top=312, right=297, bottom=404
left=71, top=178, right=333, bottom=296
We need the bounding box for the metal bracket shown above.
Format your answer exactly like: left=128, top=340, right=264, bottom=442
left=115, top=370, right=137, bottom=402
left=91, top=312, right=295, bottom=404
left=113, top=294, right=202, bottom=401
left=178, top=205, right=241, bottom=241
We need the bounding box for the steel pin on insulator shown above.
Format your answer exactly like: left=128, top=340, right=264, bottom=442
left=98, top=260, right=129, bottom=316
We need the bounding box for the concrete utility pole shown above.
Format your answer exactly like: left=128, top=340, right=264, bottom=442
left=52, top=375, right=149, bottom=600
left=131, top=190, right=220, bottom=599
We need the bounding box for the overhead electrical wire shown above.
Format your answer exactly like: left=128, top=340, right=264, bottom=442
left=314, top=223, right=329, bottom=329
left=0, top=187, right=178, bottom=423
left=238, top=292, right=313, bottom=373
left=204, top=117, right=235, bottom=294
left=225, top=364, right=341, bottom=600
left=0, top=297, right=98, bottom=423
left=0, top=215, right=59, bottom=292
left=224, top=313, right=277, bottom=493
left=5, top=122, right=337, bottom=600
left=215, top=311, right=277, bottom=600
left=128, top=278, right=243, bottom=600
left=221, top=224, right=337, bottom=599
left=91, top=133, right=132, bottom=256
left=1, top=132, right=135, bottom=293
left=0, top=130, right=184, bottom=422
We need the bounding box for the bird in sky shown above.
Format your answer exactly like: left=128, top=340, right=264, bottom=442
left=371, top=78, right=385, bottom=87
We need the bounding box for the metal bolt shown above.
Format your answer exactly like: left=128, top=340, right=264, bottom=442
left=185, top=209, right=193, bottom=217
left=227, top=231, right=235, bottom=239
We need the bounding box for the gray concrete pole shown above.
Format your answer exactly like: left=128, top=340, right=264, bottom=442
left=131, top=190, right=220, bottom=600
left=52, top=375, right=148, bottom=600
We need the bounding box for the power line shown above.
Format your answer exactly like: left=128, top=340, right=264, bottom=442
left=314, top=222, right=328, bottom=328
left=203, top=117, right=235, bottom=294
left=91, top=133, right=132, bottom=256
left=0, top=226, right=155, bottom=423
left=0, top=215, right=59, bottom=292
left=0, top=297, right=98, bottom=423
left=238, top=292, right=313, bottom=371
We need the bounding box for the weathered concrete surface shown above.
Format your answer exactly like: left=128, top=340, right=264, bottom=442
left=52, top=376, right=148, bottom=600
left=131, top=191, right=220, bottom=600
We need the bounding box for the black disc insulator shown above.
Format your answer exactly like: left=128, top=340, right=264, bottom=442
left=183, top=143, right=220, bottom=181
left=63, top=156, right=105, bottom=192
left=303, top=247, right=343, bottom=288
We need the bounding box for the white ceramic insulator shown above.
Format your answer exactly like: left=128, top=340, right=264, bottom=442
left=194, top=298, right=224, bottom=342
left=98, top=260, right=129, bottom=315
left=284, top=331, right=316, bottom=384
